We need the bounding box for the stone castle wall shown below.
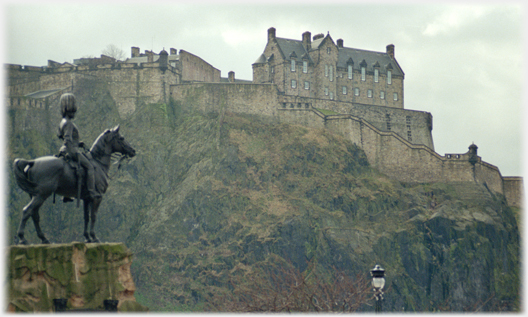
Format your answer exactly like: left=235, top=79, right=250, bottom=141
left=6, top=62, right=180, bottom=118
left=179, top=50, right=221, bottom=83
left=170, top=82, right=520, bottom=204
left=503, top=177, right=524, bottom=208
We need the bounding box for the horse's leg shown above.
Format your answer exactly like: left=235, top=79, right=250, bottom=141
left=89, top=198, right=103, bottom=243
left=83, top=199, right=92, bottom=243
left=31, top=204, right=51, bottom=244
left=16, top=195, right=47, bottom=245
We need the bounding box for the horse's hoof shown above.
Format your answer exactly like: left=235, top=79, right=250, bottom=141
left=92, top=238, right=101, bottom=243
left=18, top=239, right=28, bottom=245
left=41, top=239, right=50, bottom=244
left=85, top=238, right=92, bottom=243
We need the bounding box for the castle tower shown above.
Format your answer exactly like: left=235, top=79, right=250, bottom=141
left=159, top=49, right=168, bottom=72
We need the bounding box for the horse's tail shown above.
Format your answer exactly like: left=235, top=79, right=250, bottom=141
left=13, top=158, right=39, bottom=196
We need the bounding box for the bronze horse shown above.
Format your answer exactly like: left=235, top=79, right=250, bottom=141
left=13, top=125, right=136, bottom=245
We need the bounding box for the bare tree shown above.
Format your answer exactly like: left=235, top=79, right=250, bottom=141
left=207, top=261, right=372, bottom=312
left=102, top=44, right=126, bottom=61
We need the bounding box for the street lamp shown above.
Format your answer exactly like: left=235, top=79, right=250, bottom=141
left=370, top=264, right=385, bottom=313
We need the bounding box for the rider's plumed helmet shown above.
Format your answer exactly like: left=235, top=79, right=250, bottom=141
left=59, top=93, right=77, bottom=117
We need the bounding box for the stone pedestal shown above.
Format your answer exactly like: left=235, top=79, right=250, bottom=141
left=6, top=242, right=148, bottom=312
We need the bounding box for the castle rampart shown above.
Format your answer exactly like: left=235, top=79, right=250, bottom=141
left=170, top=81, right=515, bottom=202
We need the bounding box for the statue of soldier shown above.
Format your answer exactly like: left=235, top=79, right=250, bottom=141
left=57, top=93, right=100, bottom=200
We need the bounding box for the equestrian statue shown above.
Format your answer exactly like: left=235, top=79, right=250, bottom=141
left=13, top=93, right=136, bottom=245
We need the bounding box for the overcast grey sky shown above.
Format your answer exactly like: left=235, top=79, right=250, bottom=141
left=3, top=2, right=525, bottom=177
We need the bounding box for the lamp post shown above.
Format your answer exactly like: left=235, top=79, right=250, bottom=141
left=370, top=264, right=385, bottom=313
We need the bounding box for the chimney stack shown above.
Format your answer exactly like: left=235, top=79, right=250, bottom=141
left=302, top=31, right=311, bottom=50
left=386, top=44, right=395, bottom=59
left=170, top=48, right=177, bottom=55
left=131, top=47, right=139, bottom=58
left=228, top=71, right=235, bottom=83
left=146, top=50, right=154, bottom=63
left=268, top=27, right=276, bottom=42
left=337, top=39, right=344, bottom=48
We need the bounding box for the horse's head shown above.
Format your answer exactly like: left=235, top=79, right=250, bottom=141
left=106, top=125, right=136, bottom=158
left=90, top=125, right=136, bottom=161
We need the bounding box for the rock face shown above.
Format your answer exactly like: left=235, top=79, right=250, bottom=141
left=7, top=243, right=148, bottom=312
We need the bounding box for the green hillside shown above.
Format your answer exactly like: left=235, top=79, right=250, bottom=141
left=7, top=84, right=520, bottom=312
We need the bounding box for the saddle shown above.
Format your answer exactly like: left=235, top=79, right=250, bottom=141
left=55, top=149, right=94, bottom=204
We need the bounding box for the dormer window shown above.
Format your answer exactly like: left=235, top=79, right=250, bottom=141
left=291, top=59, right=296, bottom=72
left=374, top=69, right=379, bottom=83
left=348, top=64, right=353, bottom=79
left=387, top=70, right=392, bottom=84
left=361, top=67, right=366, bottom=81
left=303, top=61, right=307, bottom=73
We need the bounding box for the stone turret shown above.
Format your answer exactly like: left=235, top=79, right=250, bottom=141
left=468, top=143, right=478, bottom=165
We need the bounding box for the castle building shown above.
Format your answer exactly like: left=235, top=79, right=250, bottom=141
left=253, top=27, right=404, bottom=109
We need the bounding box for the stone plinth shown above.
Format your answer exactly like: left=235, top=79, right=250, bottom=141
left=6, top=242, right=148, bottom=312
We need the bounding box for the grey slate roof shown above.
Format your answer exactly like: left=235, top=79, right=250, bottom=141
left=25, top=88, right=66, bottom=99
left=271, top=35, right=403, bottom=76
left=337, top=47, right=403, bottom=76
left=275, top=38, right=314, bottom=64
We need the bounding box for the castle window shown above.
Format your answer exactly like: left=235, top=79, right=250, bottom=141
left=393, top=92, right=398, bottom=101
left=361, top=67, right=366, bottom=81
left=387, top=70, right=392, bottom=84
left=271, top=66, right=274, bottom=73
left=407, top=131, right=412, bottom=141
left=348, top=64, right=353, bottom=79
left=291, top=80, right=297, bottom=88
left=407, top=125, right=411, bottom=130
left=304, top=81, right=310, bottom=90
left=325, top=87, right=329, bottom=96
left=283, top=103, right=287, bottom=108
left=374, top=69, right=379, bottom=82
left=456, top=154, right=460, bottom=159
left=327, top=47, right=331, bottom=54
left=325, top=65, right=328, bottom=77
left=354, top=88, right=359, bottom=96
left=303, top=61, right=307, bottom=73
left=342, top=86, right=347, bottom=95
left=305, top=103, right=310, bottom=108
left=367, top=89, right=372, bottom=98
left=380, top=91, right=385, bottom=99
left=329, top=66, right=333, bottom=81
left=291, top=60, right=296, bottom=72
left=330, top=91, right=334, bottom=100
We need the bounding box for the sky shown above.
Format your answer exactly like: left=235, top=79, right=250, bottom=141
left=2, top=2, right=525, bottom=177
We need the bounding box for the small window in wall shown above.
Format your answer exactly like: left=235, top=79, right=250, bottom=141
left=354, top=88, right=359, bottom=96
left=406, top=116, right=411, bottom=124
left=407, top=131, right=412, bottom=142
left=327, top=47, right=331, bottom=54
left=325, top=65, right=328, bottom=77
left=342, top=86, right=347, bottom=95
left=374, top=69, right=379, bottom=83
left=291, top=60, right=296, bottom=72
left=361, top=67, right=366, bottom=81
left=393, top=92, right=398, bottom=101
left=304, top=81, right=310, bottom=90
left=367, top=89, right=372, bottom=98
left=303, top=61, right=308, bottom=73
left=348, top=64, right=353, bottom=79
left=271, top=66, right=274, bottom=73
left=380, top=91, right=385, bottom=99
left=325, top=87, right=329, bottom=95
left=387, top=70, right=392, bottom=84
left=291, top=79, right=297, bottom=88
left=330, top=91, right=334, bottom=100
left=329, top=66, right=333, bottom=81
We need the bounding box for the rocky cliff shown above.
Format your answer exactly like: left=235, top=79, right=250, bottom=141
left=6, top=79, right=521, bottom=312
left=6, top=243, right=148, bottom=312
